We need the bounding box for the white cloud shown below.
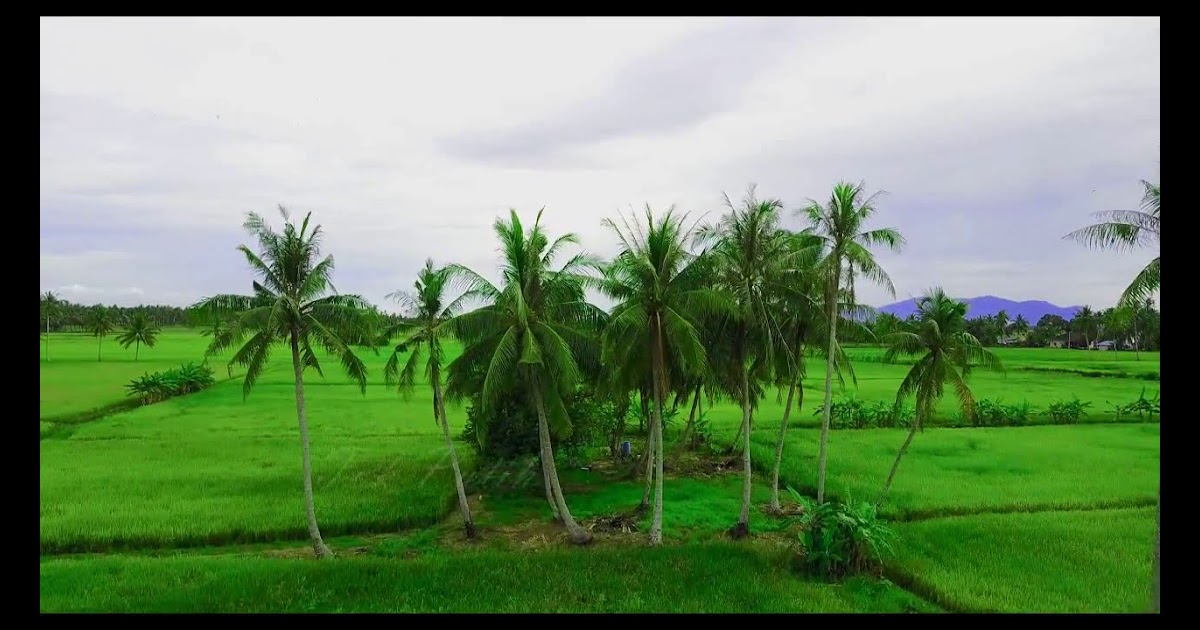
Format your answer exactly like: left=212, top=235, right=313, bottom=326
left=40, top=17, right=1160, bottom=310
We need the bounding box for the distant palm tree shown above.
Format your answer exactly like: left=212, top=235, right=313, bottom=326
left=877, top=288, right=1003, bottom=508
left=383, top=259, right=477, bottom=540
left=1065, top=180, right=1160, bottom=308
left=117, top=312, right=161, bottom=361
left=445, top=209, right=607, bottom=545
left=1065, top=178, right=1160, bottom=612
left=801, top=181, right=904, bottom=503
left=698, top=186, right=810, bottom=538
left=599, top=205, right=730, bottom=545
left=41, top=291, right=62, bottom=362
left=193, top=206, right=376, bottom=559
left=1012, top=314, right=1030, bottom=339
left=86, top=306, right=116, bottom=362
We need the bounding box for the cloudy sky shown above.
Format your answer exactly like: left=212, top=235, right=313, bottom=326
left=40, top=17, right=1160, bottom=311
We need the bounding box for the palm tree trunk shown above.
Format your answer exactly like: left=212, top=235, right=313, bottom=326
left=730, top=365, right=753, bottom=539
left=649, top=313, right=667, bottom=545
left=679, top=384, right=701, bottom=449
left=770, top=376, right=799, bottom=513
left=531, top=376, right=591, bottom=545
left=1151, top=491, right=1160, bottom=613
left=817, top=280, right=840, bottom=504
left=432, top=363, right=475, bottom=540
left=289, top=332, right=332, bottom=558
left=135, top=339, right=141, bottom=361
left=876, top=403, right=922, bottom=510
left=46, top=318, right=50, bottom=362
left=98, top=336, right=102, bottom=362
left=541, top=455, right=562, bottom=523
left=640, top=424, right=656, bottom=511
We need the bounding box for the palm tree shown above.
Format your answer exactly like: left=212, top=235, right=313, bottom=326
left=801, top=181, right=904, bottom=503
left=41, top=291, right=62, bottom=362
left=445, top=209, right=607, bottom=545
left=876, top=288, right=1002, bottom=508
left=1074, top=306, right=1097, bottom=350
left=1012, top=314, right=1031, bottom=341
left=995, top=309, right=1010, bottom=342
left=698, top=186, right=810, bottom=538
left=1065, top=178, right=1160, bottom=612
left=599, top=205, right=729, bottom=545
left=192, top=206, right=376, bottom=559
left=1065, top=180, right=1160, bottom=308
left=117, top=312, right=161, bottom=361
left=383, top=259, right=476, bottom=539
left=86, top=306, right=116, bottom=361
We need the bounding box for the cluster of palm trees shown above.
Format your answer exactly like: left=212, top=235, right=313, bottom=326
left=192, top=182, right=1022, bottom=560
left=40, top=291, right=163, bottom=362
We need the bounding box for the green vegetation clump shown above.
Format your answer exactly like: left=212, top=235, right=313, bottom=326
left=125, top=362, right=216, bottom=404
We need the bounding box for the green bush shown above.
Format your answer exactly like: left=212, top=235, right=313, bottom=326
left=789, top=489, right=894, bottom=581
left=461, top=387, right=623, bottom=461
left=818, top=395, right=913, bottom=430
left=1045, top=397, right=1091, bottom=425
left=970, top=398, right=1038, bottom=427
left=124, top=362, right=216, bottom=405
left=1112, top=387, right=1160, bottom=421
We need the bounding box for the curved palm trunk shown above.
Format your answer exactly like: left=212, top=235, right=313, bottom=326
left=542, top=455, right=562, bottom=523
left=98, top=336, right=103, bottom=362
left=649, top=313, right=667, bottom=545
left=1151, top=492, right=1160, bottom=613
left=730, top=364, right=753, bottom=539
left=770, top=376, right=800, bottom=512
left=531, top=377, right=591, bottom=545
left=431, top=363, right=475, bottom=539
left=135, top=339, right=141, bottom=361
left=679, top=384, right=701, bottom=450
left=817, top=279, right=840, bottom=504
left=877, top=400, right=923, bottom=510
left=289, top=333, right=332, bottom=558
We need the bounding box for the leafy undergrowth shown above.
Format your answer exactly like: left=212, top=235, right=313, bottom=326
left=39, top=543, right=938, bottom=613
left=886, top=507, right=1156, bottom=613
left=749, top=423, right=1159, bottom=520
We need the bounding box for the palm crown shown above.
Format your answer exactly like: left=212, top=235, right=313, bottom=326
left=1065, top=180, right=1160, bottom=307
left=195, top=207, right=375, bottom=398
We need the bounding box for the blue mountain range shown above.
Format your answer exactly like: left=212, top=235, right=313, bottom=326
left=876, top=295, right=1081, bottom=322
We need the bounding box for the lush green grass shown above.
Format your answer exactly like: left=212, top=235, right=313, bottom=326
left=39, top=544, right=937, bottom=613
left=845, top=345, right=1160, bottom=379
left=40, top=370, right=472, bottom=553
left=887, top=507, right=1155, bottom=613
left=39, top=329, right=235, bottom=420
left=750, top=423, right=1160, bottom=519
left=38, top=329, right=1163, bottom=612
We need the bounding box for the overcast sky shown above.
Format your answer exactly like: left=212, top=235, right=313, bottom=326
left=40, top=17, right=1160, bottom=311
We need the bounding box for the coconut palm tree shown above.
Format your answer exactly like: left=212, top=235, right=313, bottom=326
left=599, top=205, right=730, bottom=545
left=876, top=288, right=1002, bottom=508
left=800, top=181, right=904, bottom=504
left=192, top=206, right=376, bottom=559
left=383, top=258, right=476, bottom=539
left=1065, top=180, right=1160, bottom=308
left=117, top=312, right=161, bottom=361
left=1065, top=178, right=1160, bottom=613
left=698, top=186, right=812, bottom=538
left=86, top=306, right=116, bottom=362
left=41, top=291, right=62, bottom=362
left=1074, top=306, right=1098, bottom=350
left=445, top=209, right=607, bottom=545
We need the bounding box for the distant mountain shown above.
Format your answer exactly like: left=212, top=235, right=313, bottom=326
left=876, top=295, right=1082, bottom=322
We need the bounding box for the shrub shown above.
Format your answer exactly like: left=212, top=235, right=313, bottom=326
left=817, top=396, right=913, bottom=430
left=789, top=489, right=894, bottom=581
left=1113, top=387, right=1160, bottom=421
left=967, top=398, right=1038, bottom=427
left=461, top=387, right=623, bottom=461
left=1045, top=397, right=1091, bottom=425
left=124, top=362, right=216, bottom=405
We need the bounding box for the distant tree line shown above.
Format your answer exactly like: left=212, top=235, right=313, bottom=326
left=865, top=301, right=1160, bottom=352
